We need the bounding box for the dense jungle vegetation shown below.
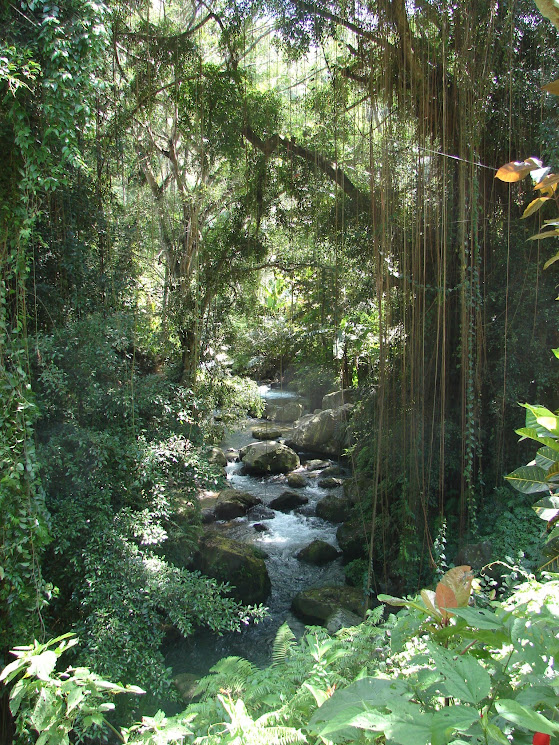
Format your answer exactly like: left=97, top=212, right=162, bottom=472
left=1, top=0, right=559, bottom=741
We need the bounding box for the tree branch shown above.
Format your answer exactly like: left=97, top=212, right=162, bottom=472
left=242, top=125, right=368, bottom=203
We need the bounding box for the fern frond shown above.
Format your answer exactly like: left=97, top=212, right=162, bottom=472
left=195, top=656, right=259, bottom=699
left=251, top=725, right=307, bottom=745
left=272, top=623, right=296, bottom=666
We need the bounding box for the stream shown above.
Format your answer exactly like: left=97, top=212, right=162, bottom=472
left=165, top=386, right=348, bottom=677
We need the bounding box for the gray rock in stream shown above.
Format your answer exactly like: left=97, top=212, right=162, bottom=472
left=291, top=585, right=366, bottom=625
left=214, top=489, right=261, bottom=520
left=285, top=404, right=353, bottom=457
left=269, top=490, right=309, bottom=512
left=241, top=441, right=300, bottom=474
left=296, top=539, right=341, bottom=566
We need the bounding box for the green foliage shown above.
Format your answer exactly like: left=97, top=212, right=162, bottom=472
left=505, top=403, right=559, bottom=571
left=0, top=633, right=194, bottom=745
left=6, top=571, right=559, bottom=745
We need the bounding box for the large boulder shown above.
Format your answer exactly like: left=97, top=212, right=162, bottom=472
left=305, top=459, right=331, bottom=471
left=316, top=495, right=352, bottom=523
left=325, top=608, right=363, bottom=633
left=337, top=518, right=371, bottom=562
left=321, top=388, right=358, bottom=410
left=206, top=447, right=227, bottom=468
left=318, top=477, right=345, bottom=489
left=266, top=401, right=304, bottom=423
left=241, top=441, right=300, bottom=474
left=291, top=585, right=366, bottom=625
left=269, top=490, right=309, bottom=512
left=296, top=540, right=341, bottom=565
left=252, top=426, right=284, bottom=441
left=285, top=404, right=353, bottom=457
left=192, top=532, right=271, bottom=605
left=214, top=489, right=261, bottom=521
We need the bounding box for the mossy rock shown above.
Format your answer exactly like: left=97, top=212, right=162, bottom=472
left=287, top=472, right=307, bottom=488
left=318, top=476, right=345, bottom=489
left=305, top=459, right=331, bottom=471
left=214, top=488, right=261, bottom=520
left=291, top=585, right=366, bottom=625
left=252, top=426, right=284, bottom=440
left=174, top=673, right=199, bottom=703
left=192, top=532, right=271, bottom=605
left=206, top=447, right=227, bottom=468
left=296, top=539, right=341, bottom=566
left=343, top=476, right=375, bottom=505
left=316, top=495, right=352, bottom=523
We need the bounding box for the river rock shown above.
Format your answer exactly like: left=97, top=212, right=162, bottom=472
left=248, top=505, right=276, bottom=521
left=225, top=448, right=239, bottom=462
left=287, top=472, right=307, bottom=488
left=252, top=426, right=284, bottom=440
left=296, top=540, right=341, bottom=565
left=269, top=490, right=309, bottom=511
left=305, top=459, right=331, bottom=471
left=206, top=447, right=227, bottom=468
left=241, top=441, right=300, bottom=474
left=253, top=523, right=269, bottom=532
left=318, top=477, right=344, bottom=489
left=325, top=608, right=363, bottom=633
left=337, top=517, right=371, bottom=561
left=266, top=401, right=304, bottom=423
left=214, top=489, right=261, bottom=520
left=320, top=465, right=342, bottom=477
left=291, top=585, right=366, bottom=625
left=192, top=532, right=271, bottom=605
left=322, top=388, right=358, bottom=410
left=316, top=495, right=352, bottom=523
left=285, top=404, right=353, bottom=457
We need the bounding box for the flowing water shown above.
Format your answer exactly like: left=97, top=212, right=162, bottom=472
left=165, top=386, right=348, bottom=676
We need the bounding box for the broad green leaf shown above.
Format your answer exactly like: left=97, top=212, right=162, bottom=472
left=505, top=465, right=550, bottom=493
left=432, top=706, right=479, bottom=745
left=553, top=348, right=559, bottom=359
left=495, top=699, right=559, bottom=734
left=377, top=593, right=407, bottom=606
left=516, top=685, right=558, bottom=709
left=532, top=496, right=559, bottom=521
left=521, top=197, right=551, bottom=218
left=66, top=686, right=84, bottom=714
left=429, top=644, right=491, bottom=704
left=28, top=650, right=58, bottom=681
left=523, top=404, right=559, bottom=433
left=446, top=606, right=504, bottom=630
left=30, top=687, right=57, bottom=731
left=486, top=723, right=511, bottom=745
left=349, top=703, right=434, bottom=745
left=536, top=446, right=559, bottom=469
left=303, top=682, right=330, bottom=707
left=546, top=461, right=559, bottom=481
left=516, top=428, right=559, bottom=451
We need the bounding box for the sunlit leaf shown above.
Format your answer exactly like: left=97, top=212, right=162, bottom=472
left=543, top=251, right=559, bottom=269
left=420, top=589, right=440, bottom=618
left=534, top=173, right=559, bottom=190
left=435, top=583, right=457, bottom=620
left=532, top=496, right=559, bottom=521
left=495, top=159, right=542, bottom=182
left=528, top=229, right=559, bottom=240
left=542, top=78, right=559, bottom=95
left=495, top=700, right=559, bottom=734
left=521, top=197, right=551, bottom=218
left=439, top=565, right=473, bottom=607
